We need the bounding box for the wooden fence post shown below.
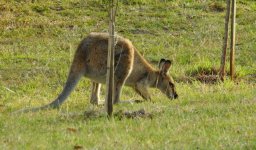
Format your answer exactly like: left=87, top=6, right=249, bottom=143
left=105, top=0, right=117, bottom=116
left=230, top=0, right=236, bottom=80
left=219, top=0, right=231, bottom=81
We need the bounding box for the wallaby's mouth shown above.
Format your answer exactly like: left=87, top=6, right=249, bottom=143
left=174, top=93, right=178, bottom=99
left=168, top=93, right=178, bottom=100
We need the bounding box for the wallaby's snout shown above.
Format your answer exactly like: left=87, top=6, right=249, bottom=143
left=169, top=91, right=178, bottom=100
left=166, top=89, right=178, bottom=100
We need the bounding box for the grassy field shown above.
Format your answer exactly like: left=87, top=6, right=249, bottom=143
left=0, top=0, right=256, bottom=149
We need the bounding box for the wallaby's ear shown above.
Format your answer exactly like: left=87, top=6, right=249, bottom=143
left=159, top=58, right=166, bottom=69
left=160, top=59, right=172, bottom=74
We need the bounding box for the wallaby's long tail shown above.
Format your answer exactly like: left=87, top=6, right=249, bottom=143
left=13, top=71, right=82, bottom=114
left=48, top=72, right=82, bottom=108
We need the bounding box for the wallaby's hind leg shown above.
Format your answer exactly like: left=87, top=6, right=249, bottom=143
left=90, top=81, right=104, bottom=105
left=113, top=80, right=126, bottom=104
left=112, top=42, right=134, bottom=104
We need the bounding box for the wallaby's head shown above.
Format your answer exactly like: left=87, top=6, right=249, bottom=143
left=156, top=59, right=178, bottom=100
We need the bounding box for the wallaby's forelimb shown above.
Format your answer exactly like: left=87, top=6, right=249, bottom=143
left=134, top=82, right=151, bottom=100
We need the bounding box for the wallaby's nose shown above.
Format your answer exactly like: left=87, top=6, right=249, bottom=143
left=174, top=93, right=178, bottom=99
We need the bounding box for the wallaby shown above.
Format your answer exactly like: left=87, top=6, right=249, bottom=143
left=15, top=32, right=178, bottom=113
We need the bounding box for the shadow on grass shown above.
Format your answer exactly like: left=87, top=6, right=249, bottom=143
left=58, top=108, right=156, bottom=120
left=83, top=108, right=154, bottom=120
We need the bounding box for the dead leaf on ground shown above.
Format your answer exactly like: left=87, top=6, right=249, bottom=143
left=67, top=127, right=78, bottom=133
left=74, top=145, right=84, bottom=150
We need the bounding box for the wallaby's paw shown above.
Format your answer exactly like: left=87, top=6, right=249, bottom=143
left=97, top=100, right=105, bottom=105
left=134, top=100, right=143, bottom=103
left=119, top=100, right=143, bottom=104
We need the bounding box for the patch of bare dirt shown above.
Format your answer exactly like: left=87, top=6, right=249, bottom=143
left=115, top=109, right=153, bottom=120
left=195, top=74, right=219, bottom=84
left=178, top=66, right=254, bottom=84
left=83, top=109, right=153, bottom=120
left=209, top=2, right=225, bottom=12
left=244, top=74, right=256, bottom=83
left=179, top=67, right=220, bottom=84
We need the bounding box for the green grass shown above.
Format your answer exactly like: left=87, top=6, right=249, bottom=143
left=0, top=0, right=256, bottom=149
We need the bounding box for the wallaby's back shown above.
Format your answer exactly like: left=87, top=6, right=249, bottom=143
left=75, top=32, right=135, bottom=84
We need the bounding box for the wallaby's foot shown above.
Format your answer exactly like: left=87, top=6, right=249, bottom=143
left=91, top=99, right=141, bottom=105
left=133, top=100, right=143, bottom=103
left=90, top=99, right=141, bottom=106
left=90, top=92, right=104, bottom=105
left=90, top=82, right=103, bottom=105
left=90, top=99, right=105, bottom=105
left=115, top=100, right=143, bottom=104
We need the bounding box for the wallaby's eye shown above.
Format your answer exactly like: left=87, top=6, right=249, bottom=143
left=169, top=82, right=174, bottom=87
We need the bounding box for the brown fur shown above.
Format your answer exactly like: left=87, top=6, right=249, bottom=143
left=15, top=32, right=178, bottom=113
